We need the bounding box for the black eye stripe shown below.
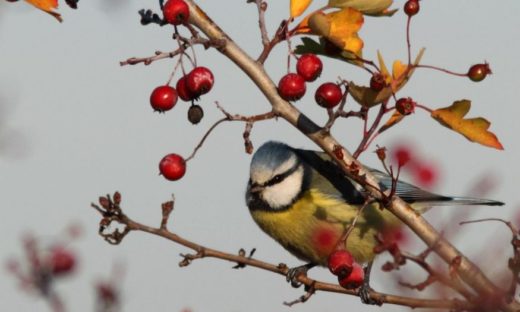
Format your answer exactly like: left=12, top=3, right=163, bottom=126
left=264, top=162, right=301, bottom=187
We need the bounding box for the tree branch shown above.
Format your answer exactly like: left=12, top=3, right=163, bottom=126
left=183, top=1, right=519, bottom=310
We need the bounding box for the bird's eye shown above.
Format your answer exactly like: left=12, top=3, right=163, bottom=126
left=271, top=174, right=283, bottom=184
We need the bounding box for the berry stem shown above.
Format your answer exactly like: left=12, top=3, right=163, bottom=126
left=415, top=103, right=433, bottom=113
left=406, top=17, right=412, bottom=65
left=414, top=64, right=467, bottom=77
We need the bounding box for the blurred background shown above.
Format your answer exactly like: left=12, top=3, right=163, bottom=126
left=1, top=0, right=519, bottom=311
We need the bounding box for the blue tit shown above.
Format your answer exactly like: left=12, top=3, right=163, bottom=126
left=246, top=141, right=504, bottom=266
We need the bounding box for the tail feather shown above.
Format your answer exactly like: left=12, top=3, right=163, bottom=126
left=428, top=196, right=504, bottom=207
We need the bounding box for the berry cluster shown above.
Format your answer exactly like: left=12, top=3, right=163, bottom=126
left=148, top=0, right=219, bottom=182
left=277, top=54, right=343, bottom=109
left=327, top=249, right=364, bottom=289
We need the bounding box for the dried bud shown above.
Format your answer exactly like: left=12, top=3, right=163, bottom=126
left=99, top=197, right=110, bottom=209
left=375, top=146, right=387, bottom=161
left=188, top=105, right=204, bottom=124
left=113, top=192, right=121, bottom=205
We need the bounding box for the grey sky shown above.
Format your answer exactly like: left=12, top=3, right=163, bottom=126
left=1, top=0, right=519, bottom=311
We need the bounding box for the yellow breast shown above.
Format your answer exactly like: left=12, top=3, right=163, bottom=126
left=250, top=189, right=401, bottom=265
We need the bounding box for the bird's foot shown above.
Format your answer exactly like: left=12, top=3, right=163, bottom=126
left=358, top=264, right=382, bottom=306
left=286, top=263, right=316, bottom=288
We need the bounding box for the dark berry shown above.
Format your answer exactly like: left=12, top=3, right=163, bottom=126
left=296, top=54, right=323, bottom=82
left=186, top=67, right=214, bottom=96
left=404, top=0, right=420, bottom=17
left=150, top=85, right=178, bottom=112
left=49, top=247, right=76, bottom=275
left=468, top=63, right=492, bottom=82
left=328, top=250, right=354, bottom=277
left=159, top=154, right=186, bottom=181
left=163, top=0, right=190, bottom=25
left=395, top=97, right=415, bottom=115
left=176, top=76, right=196, bottom=101
left=370, top=73, right=386, bottom=92
left=338, top=262, right=364, bottom=289
left=278, top=73, right=306, bottom=101
left=315, top=82, right=342, bottom=108
left=187, top=104, right=204, bottom=124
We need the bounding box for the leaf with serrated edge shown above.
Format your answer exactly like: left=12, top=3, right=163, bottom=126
left=291, top=0, right=313, bottom=18
left=431, top=100, right=504, bottom=150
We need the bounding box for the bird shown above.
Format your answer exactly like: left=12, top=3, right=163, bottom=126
left=246, top=141, right=504, bottom=269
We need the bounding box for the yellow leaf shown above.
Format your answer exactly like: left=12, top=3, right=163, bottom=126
left=348, top=82, right=393, bottom=107
left=25, top=0, right=62, bottom=22
left=379, top=110, right=404, bottom=133
left=392, top=60, right=407, bottom=81
left=328, top=0, right=394, bottom=16
left=308, top=8, right=364, bottom=57
left=431, top=100, right=504, bottom=150
left=377, top=50, right=391, bottom=83
left=291, top=0, right=313, bottom=18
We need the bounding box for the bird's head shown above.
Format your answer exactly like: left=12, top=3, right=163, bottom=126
left=246, top=141, right=306, bottom=211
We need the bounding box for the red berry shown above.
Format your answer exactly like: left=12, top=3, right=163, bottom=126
left=163, top=0, right=190, bottom=25
left=467, top=63, right=492, bottom=82
left=395, top=97, right=415, bottom=115
left=49, top=247, right=76, bottom=275
left=159, top=153, right=186, bottom=181
left=278, top=73, right=306, bottom=101
left=176, top=76, right=196, bottom=101
left=186, top=67, right=214, bottom=96
left=370, top=73, right=386, bottom=92
left=296, top=54, right=323, bottom=82
left=414, top=164, right=437, bottom=187
left=327, top=250, right=354, bottom=277
left=315, top=82, right=342, bottom=108
left=394, top=146, right=412, bottom=167
left=338, top=262, right=364, bottom=289
left=404, top=0, right=420, bottom=17
left=150, top=86, right=178, bottom=112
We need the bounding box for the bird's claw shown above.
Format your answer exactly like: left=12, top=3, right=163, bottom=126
left=286, top=263, right=315, bottom=288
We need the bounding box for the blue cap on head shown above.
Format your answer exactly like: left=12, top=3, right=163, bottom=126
left=251, top=141, right=295, bottom=173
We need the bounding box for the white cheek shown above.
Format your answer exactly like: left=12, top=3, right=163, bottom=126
left=262, top=169, right=303, bottom=209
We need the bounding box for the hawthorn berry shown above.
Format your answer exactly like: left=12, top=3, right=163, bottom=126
left=49, top=247, right=76, bottom=275
left=370, top=73, right=386, bottom=92
left=159, top=153, right=186, bottom=181
left=393, top=146, right=412, bottom=167
left=315, top=82, right=342, bottom=108
left=186, top=67, right=214, bottom=96
left=327, top=250, right=354, bottom=277
left=404, top=0, right=420, bottom=17
left=150, top=85, right=178, bottom=112
left=176, top=76, right=196, bottom=101
left=414, top=164, right=437, bottom=187
left=395, top=97, right=415, bottom=115
left=296, top=54, right=323, bottom=82
left=163, top=0, right=190, bottom=25
left=467, top=63, right=492, bottom=82
left=188, top=104, right=204, bottom=124
left=338, top=262, right=364, bottom=289
left=278, top=73, right=306, bottom=101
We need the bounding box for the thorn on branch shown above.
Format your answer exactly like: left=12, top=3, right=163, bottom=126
left=179, top=250, right=205, bottom=267
left=160, top=197, right=175, bottom=230
left=232, top=248, right=256, bottom=269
